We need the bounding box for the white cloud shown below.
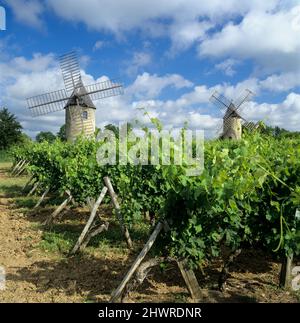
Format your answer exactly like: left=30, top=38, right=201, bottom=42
left=128, top=72, right=193, bottom=99
left=215, top=59, right=239, bottom=77
left=5, top=0, right=44, bottom=29
left=260, top=71, right=300, bottom=92
left=93, top=40, right=106, bottom=51
left=199, top=6, right=300, bottom=74
left=125, top=52, right=152, bottom=77
left=42, top=0, right=291, bottom=55
left=244, top=93, right=300, bottom=132
left=168, top=20, right=213, bottom=53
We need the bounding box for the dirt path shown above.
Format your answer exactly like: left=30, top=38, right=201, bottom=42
left=0, top=166, right=85, bottom=302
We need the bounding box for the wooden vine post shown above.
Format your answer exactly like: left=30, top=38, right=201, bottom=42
left=110, top=221, right=164, bottom=302
left=15, top=161, right=29, bottom=176
left=70, top=186, right=108, bottom=255
left=43, top=191, right=73, bottom=226
left=11, top=160, right=25, bottom=175
left=11, top=160, right=23, bottom=174
left=110, top=220, right=202, bottom=303
left=177, top=260, right=203, bottom=300
left=103, top=177, right=133, bottom=249
left=27, top=181, right=40, bottom=197
left=280, top=254, right=294, bottom=289
left=22, top=175, right=34, bottom=192
left=279, top=209, right=298, bottom=289
left=34, top=187, right=50, bottom=209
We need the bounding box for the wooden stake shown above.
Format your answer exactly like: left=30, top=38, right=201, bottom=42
left=109, top=221, right=164, bottom=303
left=22, top=176, right=34, bottom=192
left=86, top=197, right=96, bottom=212
left=34, top=187, right=50, bottom=209
left=43, top=193, right=73, bottom=226
left=70, top=187, right=108, bottom=255
left=177, top=260, right=203, bottom=300
left=16, top=162, right=29, bottom=176
left=122, top=257, right=167, bottom=302
left=27, top=181, right=40, bottom=197
left=66, top=190, right=77, bottom=206
left=12, top=160, right=26, bottom=176
left=104, top=176, right=133, bottom=249
left=280, top=254, right=294, bottom=289
left=11, top=160, right=23, bottom=175
left=79, top=222, right=109, bottom=251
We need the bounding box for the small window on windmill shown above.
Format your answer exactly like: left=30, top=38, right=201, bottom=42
left=82, top=111, right=88, bottom=120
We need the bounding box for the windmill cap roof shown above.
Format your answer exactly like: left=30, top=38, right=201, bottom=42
left=65, top=84, right=96, bottom=109
left=224, top=104, right=242, bottom=119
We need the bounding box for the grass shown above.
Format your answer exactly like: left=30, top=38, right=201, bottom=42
left=39, top=231, right=76, bottom=254
left=37, top=219, right=151, bottom=257
left=0, top=173, right=29, bottom=198
left=0, top=150, right=11, bottom=163
left=14, top=196, right=39, bottom=208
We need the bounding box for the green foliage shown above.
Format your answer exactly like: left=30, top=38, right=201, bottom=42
left=13, top=129, right=300, bottom=268
left=57, top=124, right=66, bottom=142
left=36, top=131, right=56, bottom=143
left=160, top=133, right=300, bottom=267
left=261, top=123, right=300, bottom=139
left=0, top=108, right=23, bottom=150
left=0, top=150, right=10, bottom=162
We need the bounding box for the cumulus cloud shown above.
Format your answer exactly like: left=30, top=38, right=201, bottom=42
left=260, top=71, right=300, bottom=92
left=127, top=72, right=193, bottom=99
left=5, top=0, right=44, bottom=29
left=93, top=40, right=106, bottom=51
left=215, top=59, right=240, bottom=77
left=125, top=52, right=152, bottom=77
left=7, top=0, right=294, bottom=55
left=199, top=6, right=300, bottom=74
left=244, top=93, right=300, bottom=132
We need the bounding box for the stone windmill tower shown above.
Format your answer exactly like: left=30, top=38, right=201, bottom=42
left=210, top=89, right=257, bottom=140
left=27, top=51, right=123, bottom=142
left=64, top=83, right=97, bottom=142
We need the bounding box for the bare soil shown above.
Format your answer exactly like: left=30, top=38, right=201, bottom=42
left=0, top=164, right=299, bottom=303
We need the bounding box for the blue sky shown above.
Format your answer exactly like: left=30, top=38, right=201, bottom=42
left=0, top=0, right=300, bottom=138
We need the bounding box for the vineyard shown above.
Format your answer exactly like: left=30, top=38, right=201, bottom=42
left=3, top=128, right=300, bottom=302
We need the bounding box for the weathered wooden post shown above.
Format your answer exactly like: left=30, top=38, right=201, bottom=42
left=104, top=176, right=133, bottom=249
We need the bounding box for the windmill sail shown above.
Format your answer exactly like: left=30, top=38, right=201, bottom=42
left=59, top=51, right=82, bottom=93
left=27, top=88, right=69, bottom=117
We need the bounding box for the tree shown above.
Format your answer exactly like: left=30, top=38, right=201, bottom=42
left=0, top=108, right=23, bottom=150
left=57, top=124, right=66, bottom=141
left=36, top=131, right=56, bottom=143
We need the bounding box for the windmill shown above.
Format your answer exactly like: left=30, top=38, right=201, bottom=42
left=27, top=51, right=124, bottom=142
left=210, top=89, right=258, bottom=140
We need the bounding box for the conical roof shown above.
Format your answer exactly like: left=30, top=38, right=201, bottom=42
left=65, top=84, right=96, bottom=109
left=224, top=103, right=241, bottom=119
